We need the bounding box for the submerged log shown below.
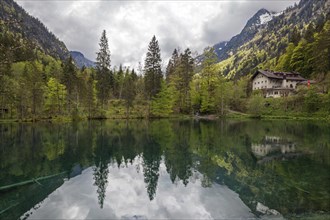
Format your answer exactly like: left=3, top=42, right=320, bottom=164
left=0, top=172, right=66, bottom=191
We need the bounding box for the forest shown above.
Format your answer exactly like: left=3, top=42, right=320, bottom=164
left=0, top=1, right=330, bottom=121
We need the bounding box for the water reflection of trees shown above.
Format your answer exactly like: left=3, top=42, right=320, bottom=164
left=164, top=121, right=192, bottom=186
left=93, top=125, right=110, bottom=208
left=0, top=120, right=329, bottom=218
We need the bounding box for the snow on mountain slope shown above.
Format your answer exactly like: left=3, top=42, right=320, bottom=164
left=259, top=11, right=283, bottom=25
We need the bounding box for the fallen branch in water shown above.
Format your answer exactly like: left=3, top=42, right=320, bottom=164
left=0, top=172, right=66, bottom=191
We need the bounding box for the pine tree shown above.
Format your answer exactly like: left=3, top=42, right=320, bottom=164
left=165, top=48, right=179, bottom=83
left=144, top=35, right=163, bottom=99
left=96, top=30, right=112, bottom=109
left=276, top=43, right=295, bottom=71
left=305, top=23, right=315, bottom=43
left=122, top=69, right=136, bottom=117
left=179, top=48, right=194, bottom=113
left=62, top=55, right=78, bottom=113
left=312, top=21, right=330, bottom=75
left=85, top=70, right=97, bottom=118
left=290, top=27, right=301, bottom=46
left=23, top=61, right=45, bottom=118
left=199, top=47, right=218, bottom=113
left=114, top=64, right=124, bottom=99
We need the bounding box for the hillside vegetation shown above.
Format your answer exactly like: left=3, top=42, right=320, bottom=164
left=0, top=0, right=69, bottom=60
left=0, top=0, right=329, bottom=121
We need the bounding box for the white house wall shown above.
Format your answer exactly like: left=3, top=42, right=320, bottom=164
left=252, top=73, right=270, bottom=90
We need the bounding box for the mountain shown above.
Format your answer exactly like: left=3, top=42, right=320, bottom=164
left=0, top=0, right=69, bottom=60
left=196, top=9, right=279, bottom=66
left=217, top=8, right=283, bottom=62
left=70, top=51, right=95, bottom=68
left=196, top=41, right=228, bottom=66
left=200, top=0, right=330, bottom=79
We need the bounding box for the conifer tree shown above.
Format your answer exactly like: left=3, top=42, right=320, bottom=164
left=96, top=30, right=112, bottom=109
left=312, top=21, right=330, bottom=75
left=144, top=35, right=163, bottom=99
left=200, top=47, right=218, bottom=113
left=178, top=48, right=194, bottom=113
left=165, top=48, right=179, bottom=83
left=122, top=69, right=136, bottom=117
left=62, top=55, right=78, bottom=113
left=114, top=64, right=124, bottom=99
left=290, top=27, right=301, bottom=46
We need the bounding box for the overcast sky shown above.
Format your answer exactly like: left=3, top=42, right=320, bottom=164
left=17, top=0, right=298, bottom=69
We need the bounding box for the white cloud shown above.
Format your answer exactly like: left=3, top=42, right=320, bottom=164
left=17, top=0, right=298, bottom=68
left=24, top=158, right=255, bottom=219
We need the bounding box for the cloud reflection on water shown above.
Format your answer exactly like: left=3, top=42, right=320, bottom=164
left=26, top=156, right=254, bottom=219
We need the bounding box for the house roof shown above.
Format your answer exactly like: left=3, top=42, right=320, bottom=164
left=297, top=80, right=317, bottom=85
left=251, top=70, right=306, bottom=81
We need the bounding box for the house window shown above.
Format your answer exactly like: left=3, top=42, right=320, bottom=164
left=275, top=92, right=278, bottom=95
left=262, top=81, right=263, bottom=83
left=290, top=84, right=293, bottom=88
left=258, top=82, right=260, bottom=84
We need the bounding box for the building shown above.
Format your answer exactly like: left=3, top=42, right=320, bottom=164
left=251, top=70, right=307, bottom=98
left=251, top=136, right=296, bottom=157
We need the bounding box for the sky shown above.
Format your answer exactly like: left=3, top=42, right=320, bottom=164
left=26, top=158, right=255, bottom=219
left=17, top=0, right=298, bottom=69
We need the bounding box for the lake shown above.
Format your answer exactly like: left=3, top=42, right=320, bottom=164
left=0, top=119, right=329, bottom=219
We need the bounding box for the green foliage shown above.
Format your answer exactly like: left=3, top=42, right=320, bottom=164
left=215, top=77, right=233, bottom=116
left=151, top=82, right=176, bottom=117
left=247, top=92, right=265, bottom=117
left=44, top=77, right=66, bottom=115
left=86, top=76, right=98, bottom=117
left=122, top=69, right=137, bottom=117
left=289, top=26, right=301, bottom=46
left=165, top=48, right=195, bottom=114
left=290, top=39, right=313, bottom=77
left=165, top=48, right=179, bottom=83
left=312, top=21, right=330, bottom=74
left=144, top=35, right=163, bottom=99
left=209, top=1, right=329, bottom=80
left=1, top=0, right=329, bottom=121
left=62, top=56, right=79, bottom=113
left=229, top=76, right=249, bottom=112
left=21, top=61, right=45, bottom=118
left=276, top=43, right=295, bottom=71
left=113, top=65, right=124, bottom=99
left=95, top=30, right=112, bottom=109
left=304, top=86, right=320, bottom=113
left=190, top=75, right=202, bottom=114
left=199, top=48, right=219, bottom=114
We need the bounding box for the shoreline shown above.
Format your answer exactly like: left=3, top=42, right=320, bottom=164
left=0, top=113, right=329, bottom=123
